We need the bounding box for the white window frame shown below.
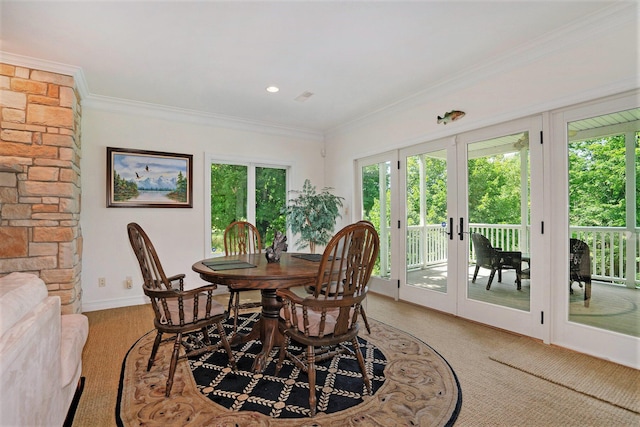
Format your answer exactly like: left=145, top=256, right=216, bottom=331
left=203, top=152, right=291, bottom=257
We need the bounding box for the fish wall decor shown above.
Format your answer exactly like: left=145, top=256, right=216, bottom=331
left=437, top=110, right=465, bottom=125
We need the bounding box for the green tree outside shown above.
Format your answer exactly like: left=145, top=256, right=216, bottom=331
left=211, top=164, right=248, bottom=252
left=210, top=164, right=287, bottom=252
left=256, top=167, right=287, bottom=246
left=569, top=134, right=630, bottom=227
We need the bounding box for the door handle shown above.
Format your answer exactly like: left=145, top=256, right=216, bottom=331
left=458, top=217, right=464, bottom=241
left=445, top=217, right=454, bottom=240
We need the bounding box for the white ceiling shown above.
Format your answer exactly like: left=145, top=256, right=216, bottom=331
left=0, top=1, right=626, bottom=134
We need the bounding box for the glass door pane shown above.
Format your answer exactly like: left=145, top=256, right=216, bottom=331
left=550, top=95, right=638, bottom=368
left=406, top=149, right=449, bottom=293
left=399, top=138, right=458, bottom=313
left=457, top=116, right=542, bottom=339
left=210, top=163, right=248, bottom=254
left=255, top=166, right=287, bottom=248
left=566, top=107, right=639, bottom=337
left=361, top=161, right=392, bottom=280
left=466, top=131, right=531, bottom=312
left=357, top=152, right=398, bottom=299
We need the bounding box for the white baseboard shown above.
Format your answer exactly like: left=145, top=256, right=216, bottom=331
left=82, top=295, right=148, bottom=312
left=369, top=283, right=395, bottom=298
left=81, top=288, right=231, bottom=313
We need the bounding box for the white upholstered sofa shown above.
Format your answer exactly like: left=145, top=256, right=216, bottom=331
left=0, top=272, right=89, bottom=426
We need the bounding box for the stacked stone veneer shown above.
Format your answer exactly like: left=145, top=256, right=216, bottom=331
left=0, top=63, right=83, bottom=314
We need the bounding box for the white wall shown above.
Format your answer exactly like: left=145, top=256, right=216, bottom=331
left=81, top=108, right=324, bottom=311
left=323, top=7, right=638, bottom=220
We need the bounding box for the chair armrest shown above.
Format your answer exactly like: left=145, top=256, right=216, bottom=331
left=276, top=288, right=305, bottom=304
left=145, top=283, right=218, bottom=299
left=167, top=274, right=186, bottom=290
left=145, top=283, right=224, bottom=326
left=279, top=288, right=362, bottom=304
left=498, top=251, right=523, bottom=272
left=499, top=250, right=521, bottom=258
left=278, top=288, right=364, bottom=310
left=305, top=294, right=364, bottom=309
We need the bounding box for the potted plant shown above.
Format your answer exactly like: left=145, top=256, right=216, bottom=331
left=282, top=179, right=344, bottom=253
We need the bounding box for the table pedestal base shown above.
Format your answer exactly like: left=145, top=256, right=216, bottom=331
left=229, top=289, right=284, bottom=373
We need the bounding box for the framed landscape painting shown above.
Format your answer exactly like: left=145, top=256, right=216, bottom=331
left=107, top=147, right=193, bottom=208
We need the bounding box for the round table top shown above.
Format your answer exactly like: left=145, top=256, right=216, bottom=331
left=192, top=252, right=319, bottom=289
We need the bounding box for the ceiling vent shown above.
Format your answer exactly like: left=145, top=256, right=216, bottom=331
left=294, top=91, right=314, bottom=102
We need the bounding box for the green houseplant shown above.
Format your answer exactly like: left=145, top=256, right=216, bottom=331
left=282, top=179, right=344, bottom=253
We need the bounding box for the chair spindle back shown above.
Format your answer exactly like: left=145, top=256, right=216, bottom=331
left=224, top=221, right=262, bottom=255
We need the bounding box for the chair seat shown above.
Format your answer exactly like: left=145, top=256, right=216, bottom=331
left=279, top=306, right=355, bottom=336
left=307, top=281, right=342, bottom=295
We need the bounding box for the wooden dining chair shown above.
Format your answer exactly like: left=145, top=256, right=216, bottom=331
left=223, top=221, right=263, bottom=335
left=127, top=222, right=236, bottom=396
left=303, top=220, right=375, bottom=333
left=275, top=221, right=380, bottom=417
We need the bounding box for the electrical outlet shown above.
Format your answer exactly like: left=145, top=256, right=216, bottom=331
left=125, top=277, right=133, bottom=289
left=98, top=277, right=106, bottom=287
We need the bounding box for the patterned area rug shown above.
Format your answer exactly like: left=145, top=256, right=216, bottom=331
left=187, top=313, right=387, bottom=418
left=117, top=314, right=461, bottom=426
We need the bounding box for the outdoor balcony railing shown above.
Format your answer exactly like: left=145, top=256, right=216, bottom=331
left=403, top=223, right=639, bottom=288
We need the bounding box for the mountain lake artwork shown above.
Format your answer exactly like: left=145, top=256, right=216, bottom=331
left=107, top=147, right=193, bottom=208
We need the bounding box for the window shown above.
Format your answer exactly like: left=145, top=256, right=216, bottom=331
left=208, top=160, right=288, bottom=255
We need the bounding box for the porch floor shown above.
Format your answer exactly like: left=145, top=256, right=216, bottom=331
left=406, top=266, right=639, bottom=337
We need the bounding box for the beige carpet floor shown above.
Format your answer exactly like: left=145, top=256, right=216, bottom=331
left=490, top=336, right=639, bottom=414
left=73, top=293, right=640, bottom=426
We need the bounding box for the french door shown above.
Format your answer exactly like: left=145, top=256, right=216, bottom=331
left=360, top=117, right=545, bottom=338
left=399, top=138, right=459, bottom=313
left=357, top=94, right=638, bottom=362
left=550, top=91, right=639, bottom=368
left=355, top=151, right=399, bottom=299
left=455, top=116, right=544, bottom=338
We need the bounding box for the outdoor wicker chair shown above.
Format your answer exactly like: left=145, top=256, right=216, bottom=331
left=471, top=233, right=524, bottom=290
left=570, top=238, right=592, bottom=307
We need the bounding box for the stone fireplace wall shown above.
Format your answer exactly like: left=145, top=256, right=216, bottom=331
left=0, top=62, right=83, bottom=314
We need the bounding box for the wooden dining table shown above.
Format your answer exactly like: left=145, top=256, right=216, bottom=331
left=192, top=252, right=320, bottom=373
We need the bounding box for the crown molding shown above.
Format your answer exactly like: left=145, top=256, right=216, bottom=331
left=0, top=51, right=91, bottom=99
left=82, top=94, right=324, bottom=142
left=0, top=51, right=323, bottom=142
left=326, top=2, right=639, bottom=138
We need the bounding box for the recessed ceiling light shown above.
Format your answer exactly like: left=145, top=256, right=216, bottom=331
left=266, top=86, right=279, bottom=93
